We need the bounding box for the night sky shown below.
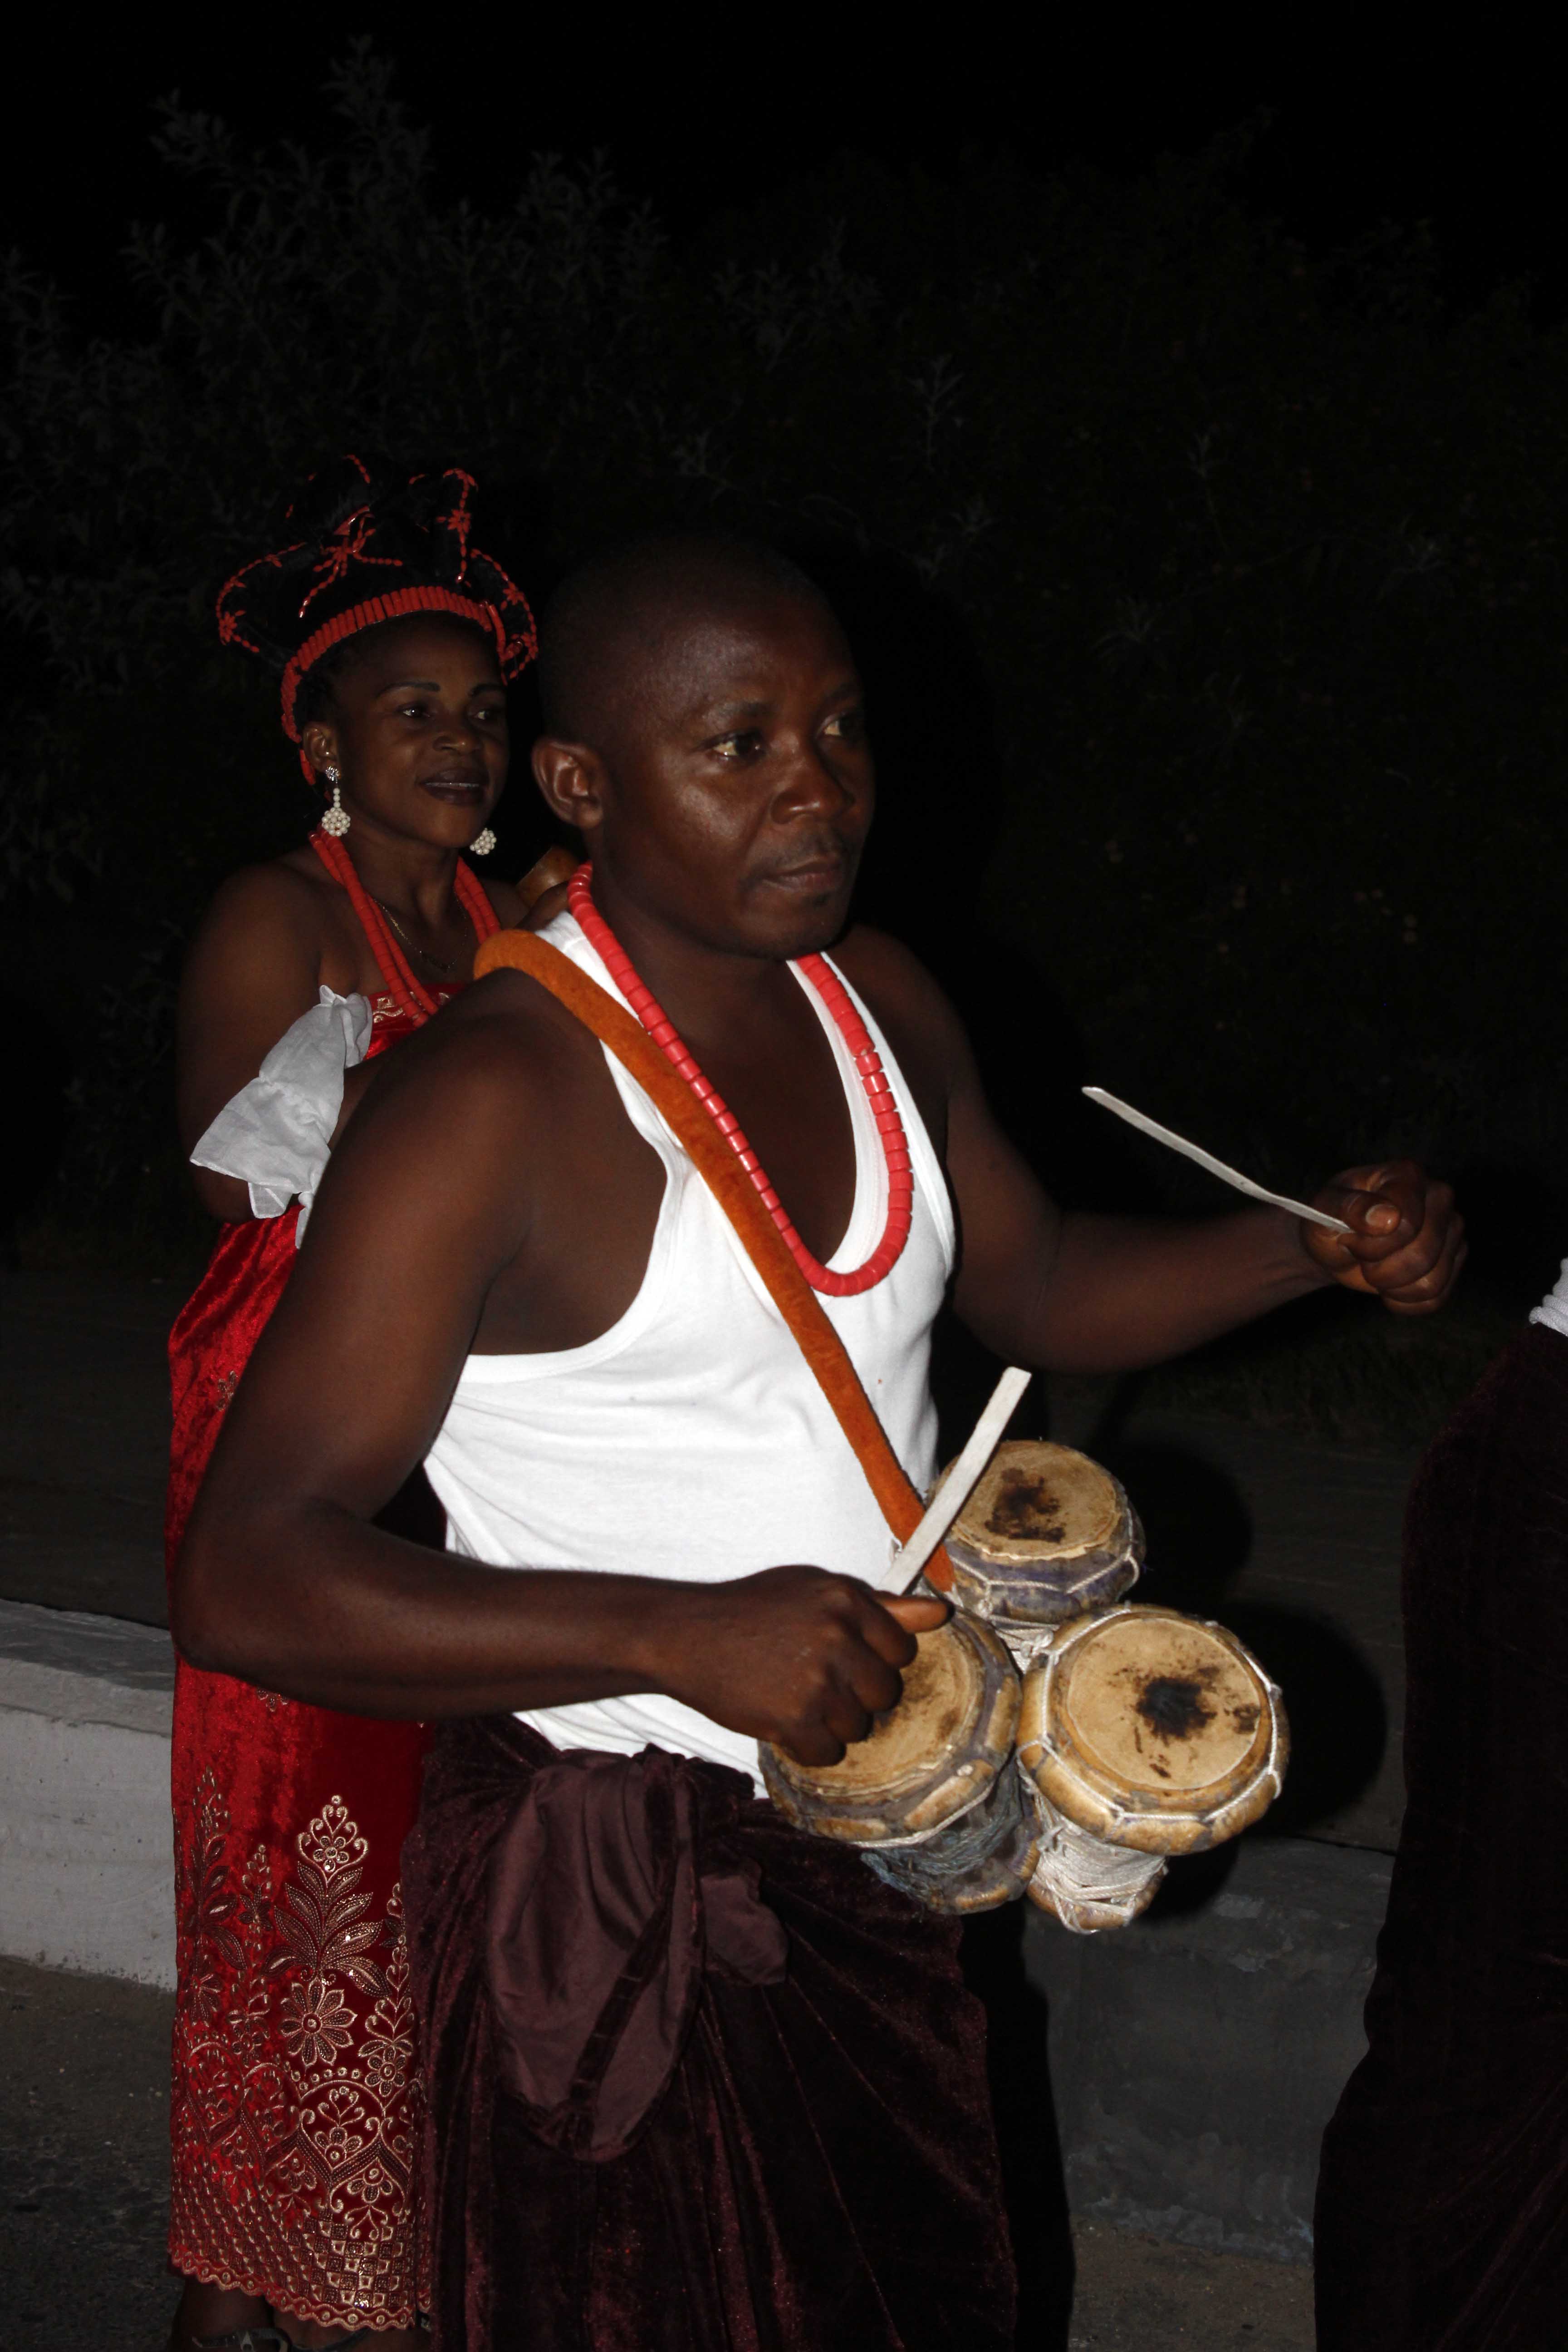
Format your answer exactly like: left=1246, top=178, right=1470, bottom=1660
left=6, top=28, right=1557, bottom=326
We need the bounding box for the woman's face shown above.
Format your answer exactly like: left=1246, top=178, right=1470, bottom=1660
left=301, top=614, right=509, bottom=852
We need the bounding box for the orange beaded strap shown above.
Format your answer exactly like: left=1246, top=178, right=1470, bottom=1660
left=474, top=925, right=954, bottom=1592
left=310, top=828, right=500, bottom=1024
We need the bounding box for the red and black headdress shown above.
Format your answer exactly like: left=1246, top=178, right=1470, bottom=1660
left=216, top=455, right=537, bottom=769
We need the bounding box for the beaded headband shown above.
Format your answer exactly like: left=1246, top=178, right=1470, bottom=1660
left=215, top=456, right=537, bottom=768
left=276, top=585, right=513, bottom=746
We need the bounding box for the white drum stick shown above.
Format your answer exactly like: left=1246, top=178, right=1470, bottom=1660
left=897, top=1364, right=1033, bottom=1594
left=1082, top=1088, right=1352, bottom=1235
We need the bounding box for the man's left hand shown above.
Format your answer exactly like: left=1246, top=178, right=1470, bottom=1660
left=1302, top=1159, right=1465, bottom=1314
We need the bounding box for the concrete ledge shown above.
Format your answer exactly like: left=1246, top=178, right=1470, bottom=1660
left=0, top=1598, right=175, bottom=1987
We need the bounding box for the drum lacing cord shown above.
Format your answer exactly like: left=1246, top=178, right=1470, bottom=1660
left=1029, top=1788, right=1166, bottom=1926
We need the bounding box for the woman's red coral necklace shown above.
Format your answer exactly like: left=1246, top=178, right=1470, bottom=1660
left=310, top=828, right=499, bottom=1024
left=568, top=863, right=913, bottom=1298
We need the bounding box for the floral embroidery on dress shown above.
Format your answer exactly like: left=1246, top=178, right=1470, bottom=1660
left=167, top=990, right=440, bottom=2328
left=169, top=1770, right=426, bottom=2326
left=370, top=985, right=459, bottom=1027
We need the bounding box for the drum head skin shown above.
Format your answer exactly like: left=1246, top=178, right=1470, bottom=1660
left=953, top=1441, right=1125, bottom=1564
left=761, top=1611, right=1020, bottom=1845
left=1017, top=1604, right=1288, bottom=1856
left=942, top=1441, right=1142, bottom=1632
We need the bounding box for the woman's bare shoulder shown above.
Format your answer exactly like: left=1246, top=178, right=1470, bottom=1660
left=196, top=851, right=339, bottom=943
left=182, top=854, right=351, bottom=1006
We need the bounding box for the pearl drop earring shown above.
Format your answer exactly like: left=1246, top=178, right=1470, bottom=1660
left=321, top=765, right=351, bottom=838
left=468, top=826, right=497, bottom=857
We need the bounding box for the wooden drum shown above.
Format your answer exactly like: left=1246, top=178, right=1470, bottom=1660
left=938, top=1440, right=1142, bottom=1662
left=1016, top=1602, right=1288, bottom=1933
left=760, top=1611, right=1039, bottom=1914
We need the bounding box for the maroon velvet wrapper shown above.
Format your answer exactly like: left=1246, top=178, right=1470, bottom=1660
left=404, top=1716, right=1018, bottom=2352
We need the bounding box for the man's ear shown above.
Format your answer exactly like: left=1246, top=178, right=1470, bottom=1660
left=300, top=719, right=338, bottom=781
left=533, top=737, right=606, bottom=834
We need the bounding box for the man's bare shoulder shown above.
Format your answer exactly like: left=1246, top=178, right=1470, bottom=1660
left=304, top=962, right=631, bottom=1281
left=831, top=925, right=969, bottom=1073
left=365, top=964, right=607, bottom=1129
left=833, top=923, right=948, bottom=1005
left=481, top=874, right=527, bottom=926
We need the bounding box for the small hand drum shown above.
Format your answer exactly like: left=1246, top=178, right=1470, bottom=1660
left=938, top=1440, right=1143, bottom=1662
left=1016, top=1602, right=1288, bottom=1933
left=760, top=1611, right=1039, bottom=1914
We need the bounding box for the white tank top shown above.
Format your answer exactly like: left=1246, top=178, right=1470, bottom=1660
left=423, top=908, right=955, bottom=1789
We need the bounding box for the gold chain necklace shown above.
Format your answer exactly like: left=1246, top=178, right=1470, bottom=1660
left=367, top=892, right=461, bottom=977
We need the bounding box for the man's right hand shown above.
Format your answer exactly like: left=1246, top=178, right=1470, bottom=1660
left=651, top=1566, right=949, bottom=1768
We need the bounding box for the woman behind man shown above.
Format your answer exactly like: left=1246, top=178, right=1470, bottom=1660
left=167, top=459, right=549, bottom=2351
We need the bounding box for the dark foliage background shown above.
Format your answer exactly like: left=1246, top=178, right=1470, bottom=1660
left=3, top=46, right=1564, bottom=1420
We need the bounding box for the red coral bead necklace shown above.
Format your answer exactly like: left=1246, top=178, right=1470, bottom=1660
left=567, top=863, right=913, bottom=1298
left=310, top=827, right=499, bottom=1026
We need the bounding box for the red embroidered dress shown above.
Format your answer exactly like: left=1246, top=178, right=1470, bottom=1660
left=167, top=976, right=465, bottom=2329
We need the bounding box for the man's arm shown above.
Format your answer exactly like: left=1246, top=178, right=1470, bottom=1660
left=843, top=931, right=1463, bottom=1373
left=173, top=980, right=940, bottom=1762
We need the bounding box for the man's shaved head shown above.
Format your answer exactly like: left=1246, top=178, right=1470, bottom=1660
left=529, top=527, right=870, bottom=965
left=537, top=532, right=836, bottom=750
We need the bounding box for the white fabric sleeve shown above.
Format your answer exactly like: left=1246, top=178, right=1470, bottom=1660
left=1529, top=1258, right=1568, bottom=1341
left=190, top=987, right=372, bottom=1243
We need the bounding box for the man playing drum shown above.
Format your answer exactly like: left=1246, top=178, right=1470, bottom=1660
left=174, top=534, right=1463, bottom=2348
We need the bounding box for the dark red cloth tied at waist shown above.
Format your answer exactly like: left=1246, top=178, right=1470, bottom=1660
left=483, top=1739, right=787, bottom=2161
left=404, top=1715, right=1014, bottom=2352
